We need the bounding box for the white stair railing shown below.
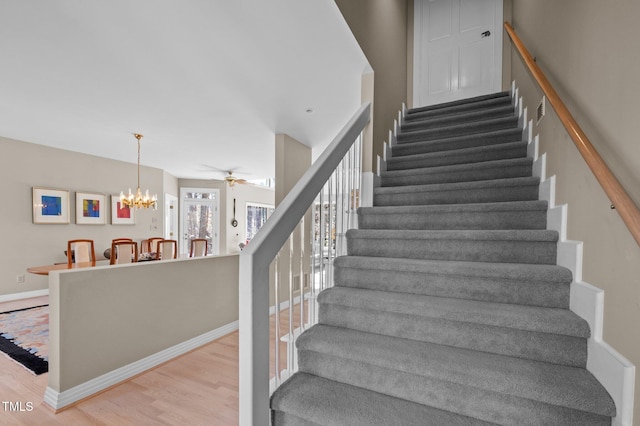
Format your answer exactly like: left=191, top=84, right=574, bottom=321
left=239, top=103, right=371, bottom=425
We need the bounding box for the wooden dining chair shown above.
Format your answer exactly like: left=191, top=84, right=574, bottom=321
left=110, top=241, right=138, bottom=264
left=157, top=239, right=178, bottom=260
left=141, top=237, right=164, bottom=254
left=112, top=238, right=133, bottom=244
left=190, top=238, right=208, bottom=257
left=67, top=239, right=96, bottom=267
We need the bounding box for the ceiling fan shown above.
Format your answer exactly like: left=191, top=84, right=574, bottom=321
left=224, top=171, right=248, bottom=187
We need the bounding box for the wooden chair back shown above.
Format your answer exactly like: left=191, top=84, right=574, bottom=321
left=157, top=239, right=178, bottom=260
left=112, top=238, right=133, bottom=244
left=141, top=237, right=164, bottom=254
left=190, top=238, right=208, bottom=257
left=67, top=239, right=96, bottom=267
left=110, top=241, right=138, bottom=265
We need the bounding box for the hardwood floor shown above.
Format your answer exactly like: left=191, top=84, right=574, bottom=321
left=0, top=296, right=308, bottom=425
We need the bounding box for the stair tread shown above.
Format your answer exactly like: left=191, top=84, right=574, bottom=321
left=398, top=115, right=519, bottom=141
left=318, top=287, right=589, bottom=338
left=374, top=176, right=540, bottom=195
left=401, top=105, right=514, bottom=130
left=334, top=255, right=572, bottom=283
left=407, top=91, right=511, bottom=115
left=272, top=373, right=494, bottom=426
left=360, top=200, right=548, bottom=214
left=389, top=140, right=527, bottom=164
left=382, top=157, right=532, bottom=178
left=347, top=228, right=558, bottom=242
left=391, top=127, right=523, bottom=153
left=298, top=325, right=615, bottom=417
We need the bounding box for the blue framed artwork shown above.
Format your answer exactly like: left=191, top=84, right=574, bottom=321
left=32, top=187, right=70, bottom=224
left=75, top=192, right=106, bottom=225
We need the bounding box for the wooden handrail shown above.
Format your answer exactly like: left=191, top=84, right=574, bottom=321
left=504, top=22, right=640, bottom=247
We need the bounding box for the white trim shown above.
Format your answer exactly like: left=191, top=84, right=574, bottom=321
left=360, top=172, right=377, bottom=208
left=44, top=320, right=239, bottom=411
left=0, top=289, right=49, bottom=303
left=269, top=293, right=310, bottom=316
left=515, top=82, right=635, bottom=426
left=163, top=193, right=178, bottom=240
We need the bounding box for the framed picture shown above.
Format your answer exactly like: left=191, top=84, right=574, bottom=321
left=32, top=187, right=70, bottom=224
left=111, top=195, right=135, bottom=225
left=75, top=192, right=106, bottom=225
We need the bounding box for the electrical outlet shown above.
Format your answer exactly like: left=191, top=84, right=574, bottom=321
left=16, top=274, right=25, bottom=283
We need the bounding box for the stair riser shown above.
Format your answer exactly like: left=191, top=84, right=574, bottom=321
left=401, top=107, right=515, bottom=133
left=272, top=373, right=497, bottom=426
left=382, top=163, right=532, bottom=186
left=334, top=266, right=569, bottom=308
left=272, top=412, right=319, bottom=426
left=406, top=97, right=513, bottom=122
left=347, top=234, right=557, bottom=265
left=318, top=305, right=587, bottom=367
left=408, top=92, right=511, bottom=115
left=374, top=184, right=539, bottom=206
left=397, top=118, right=518, bottom=144
left=392, top=129, right=523, bottom=157
left=387, top=144, right=528, bottom=171
left=298, top=351, right=607, bottom=426
left=358, top=209, right=546, bottom=231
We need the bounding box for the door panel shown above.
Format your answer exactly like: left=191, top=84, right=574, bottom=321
left=428, top=50, right=452, bottom=95
left=428, top=0, right=452, bottom=40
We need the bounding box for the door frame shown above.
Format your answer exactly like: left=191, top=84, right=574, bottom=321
left=179, top=187, right=220, bottom=256
left=164, top=193, right=178, bottom=241
left=412, top=0, right=503, bottom=107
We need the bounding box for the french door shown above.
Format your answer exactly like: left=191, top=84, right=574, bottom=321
left=179, top=188, right=220, bottom=256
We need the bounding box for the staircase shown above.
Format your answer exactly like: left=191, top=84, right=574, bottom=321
left=270, top=91, right=616, bottom=425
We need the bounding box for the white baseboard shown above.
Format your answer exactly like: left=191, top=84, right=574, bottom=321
left=0, top=289, right=49, bottom=303
left=514, top=81, right=635, bottom=426
left=43, top=320, right=239, bottom=411
left=269, top=293, right=311, bottom=316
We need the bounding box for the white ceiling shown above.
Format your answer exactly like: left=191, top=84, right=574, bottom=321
left=0, top=1, right=370, bottom=181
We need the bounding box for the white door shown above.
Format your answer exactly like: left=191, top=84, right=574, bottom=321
left=413, top=0, right=502, bottom=107
left=179, top=188, right=220, bottom=256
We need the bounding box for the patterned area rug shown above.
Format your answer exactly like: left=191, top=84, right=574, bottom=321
left=0, top=305, right=48, bottom=375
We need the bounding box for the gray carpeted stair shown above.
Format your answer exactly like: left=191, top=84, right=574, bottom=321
left=271, top=92, right=616, bottom=425
left=358, top=200, right=548, bottom=230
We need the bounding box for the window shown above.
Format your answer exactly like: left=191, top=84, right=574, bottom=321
left=245, top=202, right=274, bottom=244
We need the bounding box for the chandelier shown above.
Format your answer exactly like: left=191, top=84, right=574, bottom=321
left=120, top=133, right=157, bottom=210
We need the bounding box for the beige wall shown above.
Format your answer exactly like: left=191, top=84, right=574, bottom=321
left=275, top=134, right=312, bottom=206
left=510, top=0, right=640, bottom=420
left=335, top=0, right=409, bottom=169
left=225, top=183, right=275, bottom=254
left=48, top=254, right=238, bottom=393
left=0, top=136, right=171, bottom=298
left=274, top=134, right=312, bottom=304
